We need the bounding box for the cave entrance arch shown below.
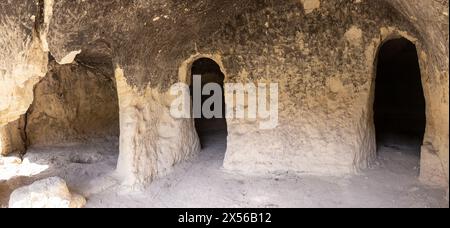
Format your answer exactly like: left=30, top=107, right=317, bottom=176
left=374, top=38, right=426, bottom=159
left=22, top=53, right=120, bottom=173
left=189, top=58, right=228, bottom=155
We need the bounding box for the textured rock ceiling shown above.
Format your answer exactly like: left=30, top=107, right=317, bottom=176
left=46, top=1, right=448, bottom=60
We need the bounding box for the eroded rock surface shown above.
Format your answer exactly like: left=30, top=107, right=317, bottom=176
left=0, top=0, right=48, bottom=155
left=0, top=1, right=48, bottom=126
left=26, top=60, right=119, bottom=146
left=0, top=0, right=448, bottom=190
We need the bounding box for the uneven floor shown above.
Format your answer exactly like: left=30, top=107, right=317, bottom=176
left=0, top=139, right=119, bottom=207
left=0, top=132, right=448, bottom=208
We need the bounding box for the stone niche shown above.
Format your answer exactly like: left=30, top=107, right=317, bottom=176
left=0, top=0, right=448, bottom=190
left=1, top=58, right=120, bottom=157
left=25, top=59, right=120, bottom=147
left=0, top=0, right=48, bottom=155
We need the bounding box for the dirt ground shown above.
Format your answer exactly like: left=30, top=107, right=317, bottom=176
left=1, top=132, right=448, bottom=208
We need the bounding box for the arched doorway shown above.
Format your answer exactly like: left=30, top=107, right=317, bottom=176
left=190, top=58, right=228, bottom=155
left=0, top=52, right=120, bottom=206
left=374, top=38, right=426, bottom=158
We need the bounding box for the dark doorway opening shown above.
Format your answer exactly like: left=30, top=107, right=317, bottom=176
left=190, top=58, right=228, bottom=152
left=374, top=38, right=426, bottom=155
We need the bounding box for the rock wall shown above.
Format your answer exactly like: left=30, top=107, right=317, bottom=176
left=0, top=119, right=25, bottom=156
left=0, top=0, right=48, bottom=154
left=202, top=0, right=446, bottom=187
left=114, top=66, right=200, bottom=186
left=0, top=0, right=448, bottom=188
left=25, top=60, right=120, bottom=147
left=0, top=0, right=48, bottom=123
left=200, top=1, right=394, bottom=175
left=387, top=0, right=449, bottom=187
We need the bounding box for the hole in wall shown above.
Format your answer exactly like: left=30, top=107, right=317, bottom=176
left=20, top=52, right=120, bottom=178
left=374, top=38, right=426, bottom=157
left=189, top=58, right=228, bottom=156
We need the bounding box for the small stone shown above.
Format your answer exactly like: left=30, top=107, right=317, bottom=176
left=9, top=177, right=86, bottom=208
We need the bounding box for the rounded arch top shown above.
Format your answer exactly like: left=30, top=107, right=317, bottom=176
left=178, top=54, right=228, bottom=85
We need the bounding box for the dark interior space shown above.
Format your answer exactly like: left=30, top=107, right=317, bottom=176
left=374, top=38, right=426, bottom=154
left=190, top=58, right=228, bottom=150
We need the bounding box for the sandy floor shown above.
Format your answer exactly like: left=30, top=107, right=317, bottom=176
left=0, top=132, right=448, bottom=208
left=0, top=139, right=119, bottom=207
